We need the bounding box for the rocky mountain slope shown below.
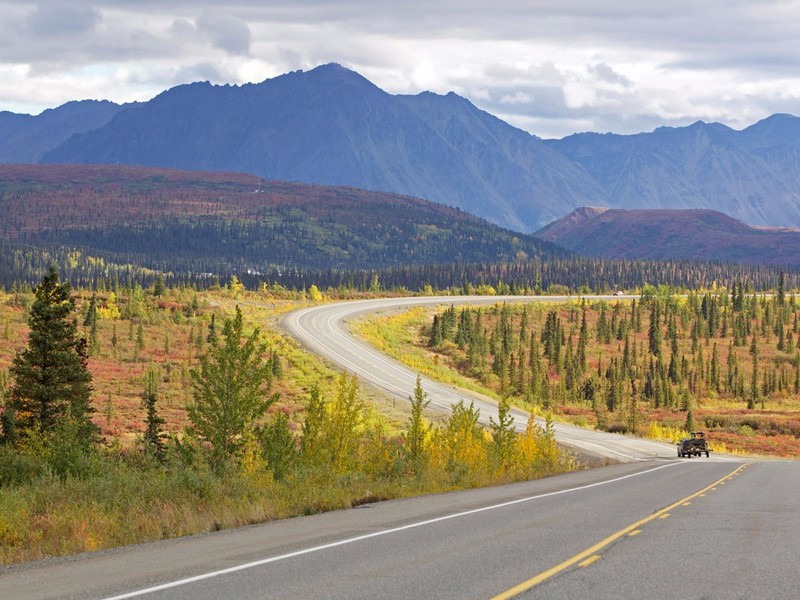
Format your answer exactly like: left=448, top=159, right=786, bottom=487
left=39, top=64, right=603, bottom=231
left=3, top=64, right=800, bottom=231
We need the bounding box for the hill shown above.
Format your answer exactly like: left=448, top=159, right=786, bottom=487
left=0, top=164, right=567, bottom=277
left=535, top=207, right=800, bottom=265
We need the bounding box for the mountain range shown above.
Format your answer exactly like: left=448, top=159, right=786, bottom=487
left=536, top=207, right=800, bottom=266
left=3, top=63, right=800, bottom=232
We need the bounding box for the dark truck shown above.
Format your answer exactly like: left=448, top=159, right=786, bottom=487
left=677, top=431, right=710, bottom=458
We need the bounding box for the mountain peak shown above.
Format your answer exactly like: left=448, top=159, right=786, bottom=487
left=536, top=206, right=608, bottom=240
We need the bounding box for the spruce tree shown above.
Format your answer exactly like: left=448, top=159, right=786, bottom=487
left=406, top=375, right=430, bottom=468
left=188, top=306, right=277, bottom=464
left=489, top=397, right=517, bottom=470
left=142, top=367, right=166, bottom=461
left=8, top=266, right=97, bottom=446
left=648, top=302, right=662, bottom=357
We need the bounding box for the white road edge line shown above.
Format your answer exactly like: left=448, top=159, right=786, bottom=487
left=103, top=461, right=684, bottom=599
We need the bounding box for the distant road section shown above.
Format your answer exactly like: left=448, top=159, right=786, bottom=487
left=282, top=295, right=679, bottom=462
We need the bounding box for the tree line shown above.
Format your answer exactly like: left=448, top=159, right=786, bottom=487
left=2, top=242, right=797, bottom=297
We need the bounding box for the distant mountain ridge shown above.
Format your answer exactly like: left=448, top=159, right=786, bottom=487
left=40, top=64, right=603, bottom=231
left=2, top=64, right=800, bottom=230
left=536, top=207, right=800, bottom=266
left=546, top=115, right=800, bottom=227
left=0, top=100, right=131, bottom=162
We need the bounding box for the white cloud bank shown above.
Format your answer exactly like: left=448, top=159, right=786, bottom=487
left=1, top=0, right=799, bottom=138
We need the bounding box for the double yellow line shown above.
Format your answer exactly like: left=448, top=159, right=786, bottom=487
left=492, top=462, right=749, bottom=599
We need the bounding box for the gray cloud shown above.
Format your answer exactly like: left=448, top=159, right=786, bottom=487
left=26, top=2, right=101, bottom=36
left=195, top=12, right=251, bottom=56
left=588, top=63, right=631, bottom=87
left=2, top=0, right=800, bottom=137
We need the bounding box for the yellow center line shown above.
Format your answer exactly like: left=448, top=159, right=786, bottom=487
left=627, top=530, right=642, bottom=537
left=490, top=463, right=748, bottom=600
left=579, top=555, right=602, bottom=567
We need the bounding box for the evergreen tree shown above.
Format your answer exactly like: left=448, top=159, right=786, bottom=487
left=0, top=369, right=15, bottom=445
left=9, top=266, right=97, bottom=446
left=648, top=302, right=662, bottom=357
left=406, top=375, right=431, bottom=468
left=489, top=397, right=517, bottom=470
left=142, top=367, right=166, bottom=461
left=153, top=273, right=166, bottom=297
left=187, top=306, right=278, bottom=464
left=749, top=331, right=759, bottom=410
left=577, top=309, right=588, bottom=372
left=83, top=293, right=97, bottom=327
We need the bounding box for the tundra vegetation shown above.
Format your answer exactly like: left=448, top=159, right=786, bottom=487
left=357, top=279, right=800, bottom=457
left=0, top=270, right=567, bottom=564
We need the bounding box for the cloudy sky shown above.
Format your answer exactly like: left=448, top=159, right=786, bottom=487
left=1, top=0, right=800, bottom=138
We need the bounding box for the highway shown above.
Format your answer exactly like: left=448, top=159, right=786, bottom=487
left=4, top=460, right=800, bottom=599
left=282, top=295, right=678, bottom=462
left=2, top=295, right=798, bottom=599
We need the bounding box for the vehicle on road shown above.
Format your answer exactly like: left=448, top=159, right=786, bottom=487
left=677, top=431, right=710, bottom=458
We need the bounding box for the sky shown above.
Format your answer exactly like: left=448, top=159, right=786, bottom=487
left=1, top=1, right=800, bottom=139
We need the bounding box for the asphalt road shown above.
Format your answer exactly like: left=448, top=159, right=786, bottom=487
left=6, top=459, right=800, bottom=600
left=3, top=295, right=797, bottom=599
left=281, top=295, right=680, bottom=462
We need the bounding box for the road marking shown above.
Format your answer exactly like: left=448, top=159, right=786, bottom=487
left=101, top=463, right=685, bottom=600
left=490, top=463, right=748, bottom=600
left=682, top=502, right=691, bottom=506
left=579, top=555, right=602, bottom=567
left=628, top=530, right=642, bottom=537
left=659, top=513, right=671, bottom=519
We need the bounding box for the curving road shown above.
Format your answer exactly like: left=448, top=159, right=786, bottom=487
left=282, top=295, right=684, bottom=462
left=5, top=296, right=800, bottom=599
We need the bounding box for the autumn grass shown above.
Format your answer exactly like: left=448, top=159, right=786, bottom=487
left=0, top=435, right=568, bottom=565
left=0, top=456, right=403, bottom=563
left=352, top=306, right=501, bottom=400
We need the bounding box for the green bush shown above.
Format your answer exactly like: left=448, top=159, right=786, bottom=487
left=0, top=446, right=48, bottom=487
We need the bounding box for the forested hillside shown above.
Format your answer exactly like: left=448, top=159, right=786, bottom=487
left=0, top=163, right=566, bottom=285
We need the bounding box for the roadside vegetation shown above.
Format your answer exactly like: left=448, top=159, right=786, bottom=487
left=0, top=270, right=569, bottom=565
left=357, top=279, right=800, bottom=457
